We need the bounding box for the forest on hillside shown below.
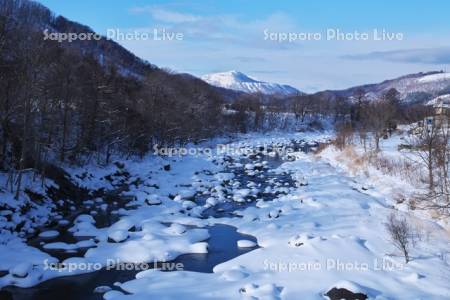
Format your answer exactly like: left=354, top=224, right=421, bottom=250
left=0, top=0, right=432, bottom=198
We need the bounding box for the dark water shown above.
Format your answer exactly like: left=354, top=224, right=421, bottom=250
left=26, top=195, right=131, bottom=262
left=2, top=139, right=314, bottom=300
left=201, top=142, right=300, bottom=218
left=3, top=224, right=258, bottom=300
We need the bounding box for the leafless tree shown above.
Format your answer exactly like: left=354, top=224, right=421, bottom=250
left=385, top=213, right=412, bottom=263
left=413, top=123, right=450, bottom=215
left=409, top=120, right=440, bottom=191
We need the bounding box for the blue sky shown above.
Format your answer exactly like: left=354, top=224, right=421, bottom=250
left=39, top=0, right=450, bottom=92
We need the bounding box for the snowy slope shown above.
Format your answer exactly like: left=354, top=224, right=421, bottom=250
left=426, top=94, right=450, bottom=106
left=319, top=71, right=450, bottom=103
left=418, top=72, right=450, bottom=83
left=201, top=71, right=301, bottom=96
left=386, top=71, right=450, bottom=97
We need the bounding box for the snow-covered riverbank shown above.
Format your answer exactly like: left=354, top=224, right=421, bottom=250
left=103, top=135, right=450, bottom=300
left=1, top=131, right=450, bottom=299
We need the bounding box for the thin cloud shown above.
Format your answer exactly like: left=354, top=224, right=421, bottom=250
left=130, top=6, right=200, bottom=23
left=128, top=6, right=298, bottom=50
left=233, top=56, right=267, bottom=63
left=248, top=70, right=285, bottom=75
left=343, top=48, right=450, bottom=64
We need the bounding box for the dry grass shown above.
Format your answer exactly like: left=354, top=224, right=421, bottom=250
left=331, top=144, right=423, bottom=186
left=325, top=143, right=427, bottom=213
left=315, top=141, right=332, bottom=154
left=369, top=154, right=421, bottom=185
left=334, top=146, right=368, bottom=175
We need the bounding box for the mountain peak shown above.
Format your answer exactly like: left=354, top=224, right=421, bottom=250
left=203, top=70, right=257, bottom=84
left=201, top=71, right=301, bottom=96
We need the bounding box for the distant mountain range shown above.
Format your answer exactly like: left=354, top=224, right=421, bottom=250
left=201, top=71, right=302, bottom=96
left=314, top=71, right=450, bottom=104
left=202, top=70, right=450, bottom=104
left=3, top=0, right=449, bottom=106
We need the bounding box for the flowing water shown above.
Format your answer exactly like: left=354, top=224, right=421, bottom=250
left=2, top=139, right=316, bottom=300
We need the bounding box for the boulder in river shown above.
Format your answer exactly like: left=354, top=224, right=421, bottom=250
left=38, top=230, right=60, bottom=238
left=10, top=262, right=32, bottom=278
left=325, top=287, right=368, bottom=300
left=107, top=230, right=129, bottom=243
left=93, top=286, right=112, bottom=294
left=237, top=240, right=257, bottom=248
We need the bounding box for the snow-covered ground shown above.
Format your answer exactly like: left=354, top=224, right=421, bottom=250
left=0, top=172, right=59, bottom=238
left=418, top=72, right=450, bottom=84
left=104, top=137, right=450, bottom=300
left=1, top=131, right=450, bottom=299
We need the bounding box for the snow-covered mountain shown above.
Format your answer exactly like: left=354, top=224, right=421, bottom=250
left=426, top=94, right=450, bottom=106
left=201, top=71, right=301, bottom=96
left=381, top=71, right=450, bottom=98
left=316, top=71, right=450, bottom=104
